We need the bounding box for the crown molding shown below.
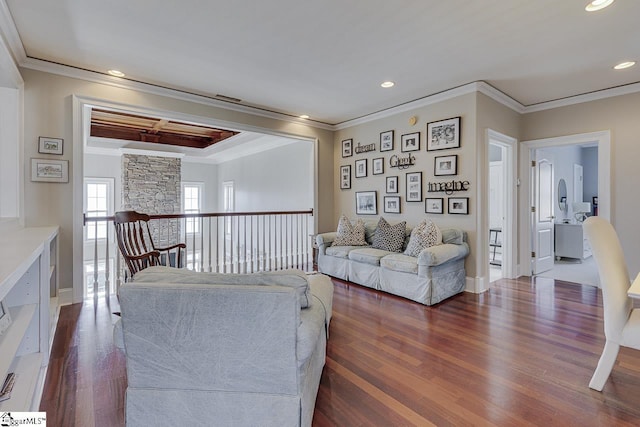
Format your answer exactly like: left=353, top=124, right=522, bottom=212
left=334, top=82, right=526, bottom=130
left=20, top=57, right=336, bottom=131
left=0, top=1, right=26, bottom=64
left=522, top=81, right=640, bottom=113
left=475, top=82, right=526, bottom=114
left=18, top=54, right=640, bottom=132
left=0, top=1, right=24, bottom=87
left=334, top=83, right=487, bottom=130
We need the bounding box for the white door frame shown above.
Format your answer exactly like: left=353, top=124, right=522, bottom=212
left=486, top=130, right=517, bottom=281
left=519, top=130, right=610, bottom=277
left=71, top=95, right=320, bottom=303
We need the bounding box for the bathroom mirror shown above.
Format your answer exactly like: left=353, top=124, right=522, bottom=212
left=558, top=179, right=567, bottom=212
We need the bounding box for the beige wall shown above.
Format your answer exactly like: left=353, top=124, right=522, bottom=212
left=333, top=93, right=480, bottom=277
left=21, top=68, right=335, bottom=292
left=20, top=63, right=640, bottom=291
left=521, top=92, right=640, bottom=275
left=475, top=93, right=521, bottom=279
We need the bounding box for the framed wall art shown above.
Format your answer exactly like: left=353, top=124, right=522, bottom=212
left=31, top=158, right=69, bottom=183
left=380, top=130, right=394, bottom=152
left=401, top=132, right=420, bottom=152
left=434, top=154, right=458, bottom=176
left=372, top=157, right=384, bottom=175
left=340, top=165, right=351, bottom=189
left=342, top=138, right=353, bottom=158
left=0, top=300, right=12, bottom=337
left=406, top=171, right=422, bottom=202
left=356, top=191, right=377, bottom=215
left=386, top=176, right=398, bottom=193
left=38, top=136, right=63, bottom=155
left=427, top=116, right=461, bottom=151
left=448, top=197, right=469, bottom=215
left=355, top=159, right=367, bottom=178
left=425, top=198, right=444, bottom=214
left=384, top=196, right=401, bottom=214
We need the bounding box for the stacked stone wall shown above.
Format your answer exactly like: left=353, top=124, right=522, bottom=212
left=122, top=154, right=181, bottom=246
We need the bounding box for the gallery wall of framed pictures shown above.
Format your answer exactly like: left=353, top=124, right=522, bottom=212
left=337, top=114, right=469, bottom=218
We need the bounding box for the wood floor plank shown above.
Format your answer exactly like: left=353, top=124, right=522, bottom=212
left=39, top=276, right=640, bottom=426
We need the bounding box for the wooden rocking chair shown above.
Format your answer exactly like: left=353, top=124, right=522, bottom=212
left=114, top=210, right=186, bottom=279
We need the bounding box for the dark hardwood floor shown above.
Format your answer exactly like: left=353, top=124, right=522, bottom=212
left=40, top=276, right=640, bottom=426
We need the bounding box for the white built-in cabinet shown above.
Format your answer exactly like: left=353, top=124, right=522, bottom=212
left=0, top=219, right=59, bottom=411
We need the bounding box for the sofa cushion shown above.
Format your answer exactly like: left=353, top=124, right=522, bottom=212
left=364, top=221, right=378, bottom=244
left=380, top=253, right=419, bottom=274
left=441, top=228, right=464, bottom=245
left=133, top=266, right=313, bottom=308
left=404, top=219, right=442, bottom=257
left=325, top=245, right=366, bottom=259
left=332, top=215, right=367, bottom=246
left=372, top=217, right=406, bottom=252
left=348, top=247, right=393, bottom=266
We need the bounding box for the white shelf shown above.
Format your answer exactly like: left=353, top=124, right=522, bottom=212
left=0, top=304, right=37, bottom=381
left=48, top=297, right=60, bottom=352
left=0, top=220, right=59, bottom=413
left=0, top=352, right=43, bottom=411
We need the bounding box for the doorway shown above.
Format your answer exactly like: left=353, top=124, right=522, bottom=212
left=520, top=131, right=610, bottom=285
left=487, top=130, right=517, bottom=284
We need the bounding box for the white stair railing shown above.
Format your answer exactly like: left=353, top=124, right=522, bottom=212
left=84, top=209, right=314, bottom=299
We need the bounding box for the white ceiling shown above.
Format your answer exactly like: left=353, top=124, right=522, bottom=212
left=3, top=0, right=640, bottom=125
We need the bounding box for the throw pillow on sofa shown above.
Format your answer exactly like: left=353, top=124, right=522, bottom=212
left=372, top=217, right=406, bottom=252
left=332, top=215, right=367, bottom=246
left=404, top=219, right=442, bottom=257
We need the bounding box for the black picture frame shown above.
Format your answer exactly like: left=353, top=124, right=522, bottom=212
left=448, top=197, right=469, bottom=215
left=427, top=116, right=461, bottom=151
left=342, top=138, right=353, bottom=158
left=384, top=196, right=401, bottom=214
left=380, top=130, right=394, bottom=152
left=406, top=171, right=422, bottom=202
left=434, top=155, right=458, bottom=176
left=38, top=136, right=64, bottom=155
left=372, top=157, right=384, bottom=175
left=401, top=132, right=420, bottom=152
left=340, top=165, right=351, bottom=189
left=425, top=198, right=444, bottom=214
left=356, top=191, right=377, bottom=215
left=386, top=176, right=398, bottom=194
left=355, top=159, right=367, bottom=178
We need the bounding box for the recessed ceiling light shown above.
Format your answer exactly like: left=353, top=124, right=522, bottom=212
left=107, top=69, right=125, bottom=77
left=380, top=81, right=395, bottom=88
left=299, top=114, right=310, bottom=119
left=614, top=61, right=636, bottom=70
left=585, top=0, right=614, bottom=12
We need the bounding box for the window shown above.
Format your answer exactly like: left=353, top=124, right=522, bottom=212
left=84, top=178, right=114, bottom=240
left=182, top=182, right=204, bottom=234
left=223, top=181, right=234, bottom=212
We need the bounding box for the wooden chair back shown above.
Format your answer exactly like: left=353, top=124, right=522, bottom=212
left=114, top=210, right=185, bottom=278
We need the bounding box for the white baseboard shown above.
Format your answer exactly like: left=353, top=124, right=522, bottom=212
left=465, top=276, right=489, bottom=294
left=58, top=288, right=73, bottom=306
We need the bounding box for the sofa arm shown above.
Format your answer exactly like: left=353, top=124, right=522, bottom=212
left=316, top=232, right=337, bottom=254
left=418, top=242, right=470, bottom=267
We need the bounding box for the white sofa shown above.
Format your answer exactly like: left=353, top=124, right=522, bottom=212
left=316, top=221, right=469, bottom=305
left=114, top=266, right=333, bottom=427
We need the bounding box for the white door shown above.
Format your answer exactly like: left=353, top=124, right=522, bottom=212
left=533, top=159, right=555, bottom=274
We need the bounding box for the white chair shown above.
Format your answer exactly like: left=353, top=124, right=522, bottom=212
left=583, top=216, right=640, bottom=391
